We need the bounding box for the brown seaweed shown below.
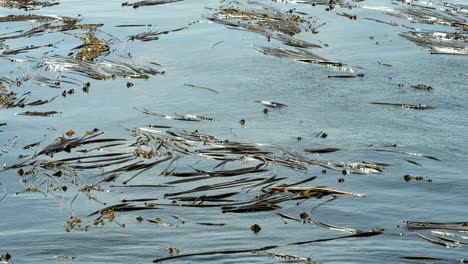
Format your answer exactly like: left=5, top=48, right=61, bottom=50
left=207, top=2, right=320, bottom=48
left=17, top=111, right=59, bottom=116
left=0, top=0, right=59, bottom=10
left=0, top=14, right=77, bottom=24
left=88, top=203, right=160, bottom=216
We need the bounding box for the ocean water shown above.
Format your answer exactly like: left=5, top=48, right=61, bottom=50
left=0, top=0, right=467, bottom=263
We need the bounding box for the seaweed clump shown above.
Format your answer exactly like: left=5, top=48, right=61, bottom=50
left=0, top=0, right=58, bottom=10
left=207, top=1, right=321, bottom=48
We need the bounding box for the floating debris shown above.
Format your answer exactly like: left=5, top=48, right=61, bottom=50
left=377, top=61, right=392, bottom=67
left=0, top=0, right=59, bottom=10
left=289, top=230, right=383, bottom=245
left=314, top=221, right=366, bottom=234
left=416, top=232, right=459, bottom=248
left=196, top=222, right=226, bottom=226
left=269, top=186, right=367, bottom=197
left=122, top=0, right=182, bottom=8
left=369, top=148, right=439, bottom=161
left=403, top=174, right=432, bottom=182
left=17, top=111, right=60, bottom=116
left=411, top=84, right=433, bottom=91
left=257, top=46, right=343, bottom=67
left=277, top=212, right=301, bottom=222
left=152, top=245, right=277, bottom=262
left=250, top=223, right=262, bottom=233
left=129, top=27, right=186, bottom=42
left=53, top=255, right=75, bottom=260
left=183, top=83, right=219, bottom=94
left=338, top=162, right=386, bottom=174
left=254, top=251, right=316, bottom=263
left=370, top=102, right=434, bottom=110
left=135, top=107, right=215, bottom=121
left=400, top=256, right=464, bottom=262
left=304, top=148, right=340, bottom=153
left=405, top=221, right=468, bottom=232
left=316, top=131, right=328, bottom=138
left=328, top=73, right=364, bottom=78
left=387, top=6, right=468, bottom=29
left=0, top=252, right=11, bottom=261
left=255, top=100, right=287, bottom=108
left=0, top=14, right=77, bottom=24
left=400, top=31, right=468, bottom=55
left=73, top=32, right=110, bottom=62
left=207, top=1, right=321, bottom=48
left=35, top=55, right=163, bottom=80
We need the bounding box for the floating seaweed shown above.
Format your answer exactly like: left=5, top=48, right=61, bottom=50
left=411, top=84, right=433, bottom=91
left=207, top=1, right=321, bottom=48
left=135, top=107, right=215, bottom=121
left=0, top=0, right=59, bottom=10
left=183, top=83, right=219, bottom=94
left=152, top=245, right=278, bottom=262
left=328, top=73, right=364, bottom=78
left=400, top=256, right=468, bottom=263
left=370, top=102, right=435, bottom=110
left=255, top=100, right=287, bottom=108
left=403, top=174, right=432, bottom=182
left=314, top=221, right=364, bottom=233
left=405, top=221, right=468, bottom=232
left=269, top=186, right=367, bottom=197
left=129, top=27, right=186, bottom=42
left=17, top=111, right=60, bottom=116
left=35, top=55, right=163, bottom=80
left=277, top=212, right=301, bottom=222
left=416, top=232, right=460, bottom=248
left=254, top=251, right=316, bottom=264
left=0, top=14, right=77, bottom=24
left=72, top=32, right=111, bottom=62
left=0, top=90, right=57, bottom=109
left=289, top=230, right=383, bottom=245
left=304, top=148, right=340, bottom=154
left=400, top=31, right=468, bottom=55
left=122, top=0, right=182, bottom=8
left=257, top=46, right=343, bottom=67
left=386, top=6, right=468, bottom=29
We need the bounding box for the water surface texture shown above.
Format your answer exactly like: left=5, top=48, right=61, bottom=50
left=0, top=0, right=467, bottom=263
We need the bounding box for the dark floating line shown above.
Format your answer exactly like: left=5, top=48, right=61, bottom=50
left=152, top=245, right=278, bottom=262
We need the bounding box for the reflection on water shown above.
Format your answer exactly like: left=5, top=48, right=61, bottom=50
left=0, top=0, right=467, bottom=263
